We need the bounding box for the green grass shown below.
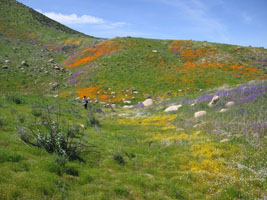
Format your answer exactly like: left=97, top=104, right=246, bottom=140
left=0, top=84, right=266, bottom=199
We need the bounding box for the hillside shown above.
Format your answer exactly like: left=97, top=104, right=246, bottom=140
left=0, top=1, right=266, bottom=199
left=63, top=37, right=267, bottom=103
left=0, top=0, right=98, bottom=94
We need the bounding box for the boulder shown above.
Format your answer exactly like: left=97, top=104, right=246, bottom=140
left=2, top=65, right=8, bottom=69
left=219, top=108, right=228, bottom=113
left=5, top=60, right=10, bottom=63
left=208, top=95, right=220, bottom=107
left=123, top=105, right=134, bottom=109
left=48, top=58, right=54, bottom=63
left=21, top=61, right=29, bottom=66
left=123, top=100, right=131, bottom=104
left=194, top=111, right=207, bottom=118
left=225, top=101, right=235, bottom=107
left=142, top=98, right=153, bottom=107
left=164, top=105, right=182, bottom=112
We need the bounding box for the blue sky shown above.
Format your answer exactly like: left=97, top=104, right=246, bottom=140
left=17, top=0, right=267, bottom=48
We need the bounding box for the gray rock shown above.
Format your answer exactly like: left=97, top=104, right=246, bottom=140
left=194, top=111, right=207, bottom=118
left=208, top=95, right=220, bottom=107
left=48, top=58, right=54, bottom=63
left=219, top=108, right=228, bottom=113
left=2, top=65, right=8, bottom=69
left=225, top=101, right=235, bottom=107
left=142, top=98, right=153, bottom=107
left=21, top=61, right=29, bottom=66
left=164, top=105, right=182, bottom=112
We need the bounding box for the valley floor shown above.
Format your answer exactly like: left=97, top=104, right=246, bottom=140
left=0, top=82, right=266, bottom=199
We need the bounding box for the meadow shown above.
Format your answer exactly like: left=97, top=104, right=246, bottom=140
left=0, top=80, right=266, bottom=199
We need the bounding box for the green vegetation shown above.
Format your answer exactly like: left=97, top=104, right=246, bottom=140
left=0, top=0, right=266, bottom=199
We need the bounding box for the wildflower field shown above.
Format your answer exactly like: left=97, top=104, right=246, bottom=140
left=0, top=1, right=266, bottom=199
left=0, top=81, right=266, bottom=199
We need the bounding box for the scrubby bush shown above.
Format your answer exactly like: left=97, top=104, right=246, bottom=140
left=113, top=152, right=125, bottom=165
left=31, top=108, right=42, bottom=117
left=0, top=149, right=23, bottom=163
left=86, top=109, right=101, bottom=128
left=17, top=105, right=97, bottom=161
left=6, top=94, right=24, bottom=104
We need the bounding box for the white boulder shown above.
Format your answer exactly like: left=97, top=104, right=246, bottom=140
left=208, top=95, right=220, bottom=107
left=164, top=105, right=182, bottom=112
left=225, top=101, right=235, bottom=107
left=219, top=108, right=228, bottom=113
left=142, top=99, right=153, bottom=107
left=194, top=111, right=207, bottom=118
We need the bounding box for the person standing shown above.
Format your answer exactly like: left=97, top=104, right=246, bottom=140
left=83, top=96, right=89, bottom=109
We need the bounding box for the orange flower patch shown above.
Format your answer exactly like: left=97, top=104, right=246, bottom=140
left=76, top=86, right=99, bottom=99
left=184, top=62, right=196, bottom=69
left=64, top=39, right=123, bottom=68
left=169, top=41, right=213, bottom=62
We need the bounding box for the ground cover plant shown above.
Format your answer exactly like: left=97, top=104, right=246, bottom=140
left=0, top=81, right=266, bottom=199
left=0, top=1, right=266, bottom=199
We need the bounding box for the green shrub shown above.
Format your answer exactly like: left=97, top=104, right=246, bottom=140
left=31, top=108, right=42, bottom=117
left=0, top=149, right=23, bottom=163
left=113, top=152, right=125, bottom=165
left=17, top=106, right=96, bottom=161
left=6, top=94, right=24, bottom=104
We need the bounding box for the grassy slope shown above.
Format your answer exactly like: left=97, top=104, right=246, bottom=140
left=0, top=0, right=98, bottom=94
left=0, top=1, right=266, bottom=199
left=0, top=82, right=266, bottom=199
left=64, top=37, right=267, bottom=103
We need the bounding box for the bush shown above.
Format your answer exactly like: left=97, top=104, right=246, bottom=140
left=6, top=94, right=24, bottom=104
left=31, top=108, right=42, bottom=117
left=17, top=105, right=97, bottom=161
left=113, top=152, right=125, bottom=165
left=0, top=149, right=23, bottom=163
left=86, top=109, right=101, bottom=128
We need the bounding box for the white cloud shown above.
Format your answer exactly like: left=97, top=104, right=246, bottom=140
left=40, top=11, right=104, bottom=24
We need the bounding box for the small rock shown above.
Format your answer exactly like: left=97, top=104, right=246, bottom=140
left=191, top=103, right=195, bottom=107
left=111, top=104, right=116, bottom=109
left=225, top=101, right=235, bottom=107
left=220, top=139, right=229, bottom=143
left=5, top=60, right=10, bottom=63
left=2, top=65, right=8, bottom=69
left=48, top=58, right=54, bottom=63
left=123, top=100, right=131, bottom=104
left=164, top=105, right=182, bottom=112
left=152, top=50, right=158, bottom=53
left=133, top=91, right=138, bottom=94
left=194, top=111, right=207, bottom=118
left=123, top=105, right=134, bottom=109
left=54, top=66, right=60, bottom=70
left=21, top=61, right=29, bottom=66
left=208, top=95, right=220, bottom=107
left=80, top=124, right=85, bottom=129
left=142, top=98, right=153, bottom=107
left=219, top=108, right=228, bottom=113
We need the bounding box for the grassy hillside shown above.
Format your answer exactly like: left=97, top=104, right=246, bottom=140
left=0, top=81, right=266, bottom=199
left=0, top=0, right=99, bottom=94
left=63, top=37, right=267, bottom=103
left=0, top=0, right=94, bottom=44
left=0, top=1, right=266, bottom=199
